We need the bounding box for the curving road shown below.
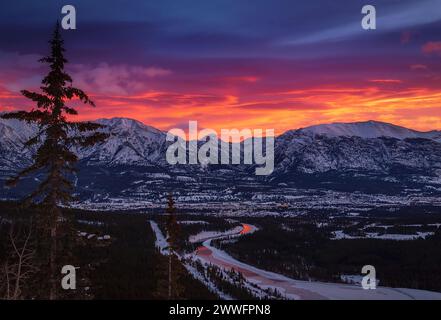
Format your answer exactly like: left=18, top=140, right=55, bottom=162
left=192, top=223, right=441, bottom=300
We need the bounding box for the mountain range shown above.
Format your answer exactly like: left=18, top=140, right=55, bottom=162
left=1, top=117, right=441, bottom=202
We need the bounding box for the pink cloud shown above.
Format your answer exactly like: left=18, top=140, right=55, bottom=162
left=410, top=64, right=428, bottom=71
left=143, top=66, right=172, bottom=77
left=71, top=63, right=172, bottom=95
left=223, top=76, right=260, bottom=83
left=422, top=41, right=441, bottom=56
left=369, top=79, right=402, bottom=84
left=401, top=31, right=412, bottom=44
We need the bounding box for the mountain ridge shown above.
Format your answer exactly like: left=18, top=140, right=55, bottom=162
left=294, top=120, right=441, bottom=141
left=2, top=115, right=440, bottom=141
left=1, top=116, right=441, bottom=201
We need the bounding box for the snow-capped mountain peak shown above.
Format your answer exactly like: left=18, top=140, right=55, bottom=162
left=95, top=117, right=165, bottom=139
left=77, top=117, right=167, bottom=165
left=298, top=120, right=440, bottom=140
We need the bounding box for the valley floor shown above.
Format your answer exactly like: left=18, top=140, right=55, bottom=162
left=151, top=220, right=441, bottom=300
left=198, top=228, right=441, bottom=299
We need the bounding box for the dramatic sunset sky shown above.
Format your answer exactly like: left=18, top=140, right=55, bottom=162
left=1, top=0, right=441, bottom=134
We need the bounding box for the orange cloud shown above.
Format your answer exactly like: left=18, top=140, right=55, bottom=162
left=84, top=84, right=441, bottom=134
left=2, top=81, right=441, bottom=135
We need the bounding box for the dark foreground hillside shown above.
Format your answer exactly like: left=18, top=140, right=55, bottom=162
left=0, top=201, right=216, bottom=300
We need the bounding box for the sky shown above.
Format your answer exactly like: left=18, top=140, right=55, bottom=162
left=0, top=0, right=441, bottom=134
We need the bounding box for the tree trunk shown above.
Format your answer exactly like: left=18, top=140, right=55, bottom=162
left=168, top=253, right=172, bottom=299
left=49, top=207, right=58, bottom=300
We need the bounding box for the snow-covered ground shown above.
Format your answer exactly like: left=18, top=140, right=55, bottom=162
left=149, top=219, right=441, bottom=300
left=149, top=220, right=169, bottom=255
left=182, top=262, right=234, bottom=300
left=192, top=224, right=441, bottom=300
left=150, top=219, right=239, bottom=299
left=178, top=220, right=209, bottom=225
left=188, top=226, right=245, bottom=243
left=331, top=230, right=435, bottom=240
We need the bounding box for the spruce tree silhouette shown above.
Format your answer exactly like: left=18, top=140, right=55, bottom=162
left=165, top=193, right=184, bottom=299
left=1, top=22, right=108, bottom=299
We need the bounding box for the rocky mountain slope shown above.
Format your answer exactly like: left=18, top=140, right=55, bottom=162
left=1, top=117, right=441, bottom=200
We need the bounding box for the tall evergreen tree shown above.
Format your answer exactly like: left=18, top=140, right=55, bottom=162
left=164, top=193, right=184, bottom=299
left=1, top=22, right=108, bottom=299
